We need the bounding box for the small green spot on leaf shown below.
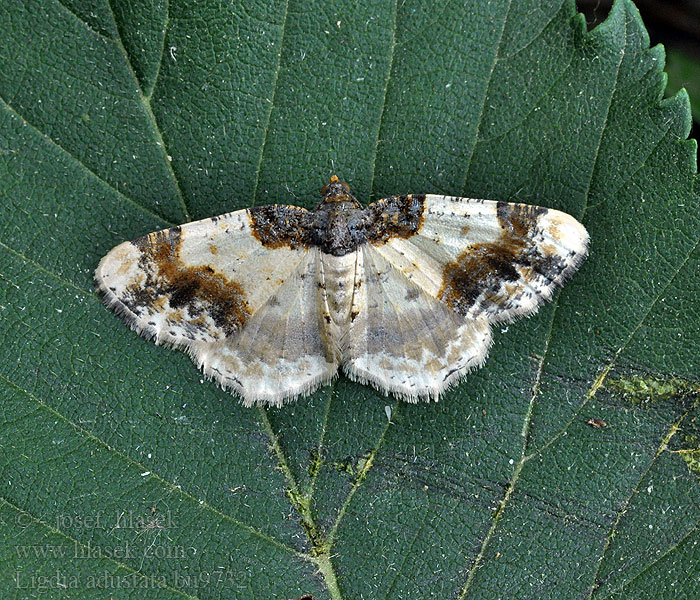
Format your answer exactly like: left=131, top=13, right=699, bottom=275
left=332, top=450, right=374, bottom=482
left=308, top=449, right=322, bottom=479
left=332, top=457, right=356, bottom=477
left=676, top=449, right=700, bottom=477
left=606, top=375, right=696, bottom=405
left=354, top=451, right=374, bottom=484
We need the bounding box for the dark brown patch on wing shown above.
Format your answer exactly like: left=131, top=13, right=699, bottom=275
left=125, top=227, right=250, bottom=337
left=247, top=187, right=424, bottom=257
left=438, top=202, right=567, bottom=316
left=496, top=201, right=544, bottom=238
left=248, top=205, right=312, bottom=250
left=365, top=194, right=426, bottom=246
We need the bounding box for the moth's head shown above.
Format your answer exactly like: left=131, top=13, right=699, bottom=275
left=321, top=175, right=359, bottom=206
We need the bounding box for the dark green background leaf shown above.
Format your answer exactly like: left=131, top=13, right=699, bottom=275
left=1, top=0, right=699, bottom=598
left=666, top=45, right=700, bottom=125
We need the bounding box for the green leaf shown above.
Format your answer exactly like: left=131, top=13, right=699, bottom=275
left=665, top=45, right=700, bottom=125
left=1, top=0, right=699, bottom=598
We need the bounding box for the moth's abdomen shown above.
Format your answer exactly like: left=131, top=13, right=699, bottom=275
left=318, top=252, right=357, bottom=327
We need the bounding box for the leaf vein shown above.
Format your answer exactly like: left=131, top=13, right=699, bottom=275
left=523, top=0, right=629, bottom=457
left=0, top=494, right=203, bottom=600
left=527, top=229, right=700, bottom=465
left=6, top=373, right=307, bottom=555
left=105, top=0, right=190, bottom=221
left=54, top=0, right=114, bottom=42
left=0, top=97, right=173, bottom=228
left=251, top=0, right=290, bottom=208
left=597, top=511, right=700, bottom=599
left=258, top=408, right=344, bottom=600
left=459, top=0, right=512, bottom=194
left=458, top=5, right=629, bottom=594
left=586, top=414, right=690, bottom=599
left=306, top=387, right=334, bottom=500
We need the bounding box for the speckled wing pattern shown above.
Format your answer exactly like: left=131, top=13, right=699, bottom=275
left=96, top=209, right=338, bottom=405
left=96, top=180, right=588, bottom=406
left=341, top=243, right=493, bottom=400
left=346, top=195, right=589, bottom=399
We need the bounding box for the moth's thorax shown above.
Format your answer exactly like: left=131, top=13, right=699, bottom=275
left=247, top=179, right=425, bottom=258
left=311, top=199, right=367, bottom=256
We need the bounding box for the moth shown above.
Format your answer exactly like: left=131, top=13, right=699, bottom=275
left=96, top=176, right=588, bottom=406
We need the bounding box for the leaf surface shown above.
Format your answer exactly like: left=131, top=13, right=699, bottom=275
left=1, top=1, right=699, bottom=598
